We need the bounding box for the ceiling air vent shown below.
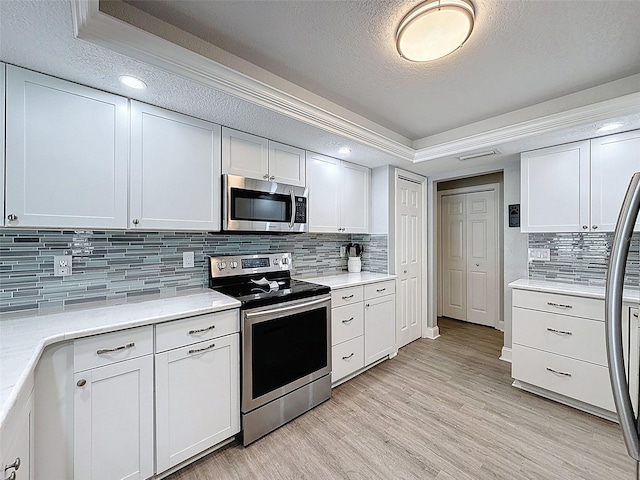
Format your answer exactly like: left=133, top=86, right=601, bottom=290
left=458, top=149, right=501, bottom=161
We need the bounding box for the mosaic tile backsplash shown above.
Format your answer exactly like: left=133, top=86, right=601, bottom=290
left=0, top=230, right=388, bottom=313
left=528, top=232, right=639, bottom=286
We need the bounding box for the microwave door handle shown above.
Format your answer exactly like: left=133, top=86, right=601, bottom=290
left=605, top=172, right=640, bottom=461
left=289, top=190, right=296, bottom=228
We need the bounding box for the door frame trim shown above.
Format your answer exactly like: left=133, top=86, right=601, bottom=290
left=437, top=183, right=502, bottom=329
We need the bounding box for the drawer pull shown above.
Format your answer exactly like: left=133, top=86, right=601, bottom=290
left=546, top=328, right=572, bottom=336
left=376, top=288, right=386, bottom=293
left=547, top=302, right=573, bottom=309
left=341, top=317, right=354, bottom=324
left=4, top=457, right=20, bottom=472
left=188, top=324, right=216, bottom=335
left=341, top=294, right=354, bottom=300
left=97, top=342, right=135, bottom=355
left=188, top=343, right=216, bottom=355
left=342, top=353, right=354, bottom=360
left=546, top=367, right=572, bottom=377
left=634, top=312, right=638, bottom=318
left=6, top=472, right=16, bottom=480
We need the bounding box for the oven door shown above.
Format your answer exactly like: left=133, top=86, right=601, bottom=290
left=224, top=174, right=308, bottom=232
left=241, top=294, right=331, bottom=413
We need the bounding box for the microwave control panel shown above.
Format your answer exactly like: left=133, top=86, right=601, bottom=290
left=295, top=197, right=307, bottom=223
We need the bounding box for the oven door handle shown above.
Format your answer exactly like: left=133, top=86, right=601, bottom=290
left=245, top=297, right=329, bottom=319
left=289, top=190, right=296, bottom=229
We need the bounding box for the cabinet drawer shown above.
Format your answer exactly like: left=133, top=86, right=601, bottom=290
left=364, top=280, right=396, bottom=300
left=332, top=336, right=364, bottom=383
left=74, top=325, right=153, bottom=372
left=332, top=303, right=364, bottom=346
left=155, top=309, right=239, bottom=353
left=512, top=307, right=606, bottom=365
left=512, top=289, right=604, bottom=321
left=331, top=286, right=363, bottom=308
left=512, top=344, right=614, bottom=412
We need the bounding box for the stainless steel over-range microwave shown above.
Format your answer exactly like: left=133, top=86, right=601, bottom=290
left=223, top=174, right=308, bottom=232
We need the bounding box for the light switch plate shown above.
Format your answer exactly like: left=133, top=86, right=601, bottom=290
left=339, top=246, right=346, bottom=258
left=54, top=255, right=73, bottom=276
left=183, top=251, right=195, bottom=268
left=528, top=248, right=550, bottom=262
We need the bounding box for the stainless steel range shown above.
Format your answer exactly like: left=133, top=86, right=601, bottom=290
left=208, top=253, right=332, bottom=445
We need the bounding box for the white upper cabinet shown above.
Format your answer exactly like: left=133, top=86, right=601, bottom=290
left=268, top=141, right=306, bottom=186
left=221, top=127, right=305, bottom=186
left=5, top=66, right=129, bottom=229
left=130, top=101, right=222, bottom=231
left=306, top=152, right=370, bottom=234
left=521, top=140, right=590, bottom=233
left=521, top=132, right=640, bottom=233
left=590, top=130, right=640, bottom=232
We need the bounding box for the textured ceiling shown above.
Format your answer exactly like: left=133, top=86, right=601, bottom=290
left=124, top=0, right=640, bottom=141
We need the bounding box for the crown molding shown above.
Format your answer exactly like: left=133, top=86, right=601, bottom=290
left=71, top=0, right=415, bottom=162
left=413, top=91, right=640, bottom=162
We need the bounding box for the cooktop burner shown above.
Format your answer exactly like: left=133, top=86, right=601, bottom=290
left=208, top=253, right=330, bottom=308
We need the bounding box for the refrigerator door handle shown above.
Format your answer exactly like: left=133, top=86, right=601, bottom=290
left=606, top=172, right=640, bottom=461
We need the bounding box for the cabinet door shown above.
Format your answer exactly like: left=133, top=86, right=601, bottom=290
left=221, top=127, right=269, bottom=180
left=520, top=141, right=590, bottom=233
left=130, top=101, right=222, bottom=231
left=74, top=356, right=154, bottom=480
left=591, top=130, right=640, bottom=232
left=155, top=334, right=240, bottom=473
left=5, top=66, right=128, bottom=229
left=364, top=294, right=396, bottom=365
left=267, top=141, right=306, bottom=186
left=340, top=161, right=370, bottom=234
left=1, top=392, right=32, bottom=480
left=306, top=152, right=341, bottom=233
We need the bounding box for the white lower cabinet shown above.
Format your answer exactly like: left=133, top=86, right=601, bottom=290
left=74, top=355, right=154, bottom=480
left=364, top=294, right=396, bottom=365
left=1, top=390, right=33, bottom=480
left=155, top=333, right=240, bottom=474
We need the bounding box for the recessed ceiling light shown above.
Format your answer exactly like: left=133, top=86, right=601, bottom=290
left=597, top=122, right=623, bottom=132
left=338, top=147, right=351, bottom=154
left=119, top=75, right=147, bottom=89
left=396, top=0, right=475, bottom=62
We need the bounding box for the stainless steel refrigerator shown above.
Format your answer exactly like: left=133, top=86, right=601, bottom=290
left=606, top=172, right=640, bottom=479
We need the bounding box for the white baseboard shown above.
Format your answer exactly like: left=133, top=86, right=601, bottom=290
left=497, top=320, right=505, bottom=332
left=423, top=326, right=440, bottom=339
left=499, top=347, right=512, bottom=363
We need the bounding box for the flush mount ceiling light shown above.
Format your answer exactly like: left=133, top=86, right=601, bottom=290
left=119, top=75, right=147, bottom=89
left=396, top=0, right=475, bottom=62
left=597, top=122, right=623, bottom=132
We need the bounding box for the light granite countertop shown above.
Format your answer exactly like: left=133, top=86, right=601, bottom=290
left=0, top=289, right=240, bottom=427
left=300, top=271, right=397, bottom=289
left=509, top=278, right=640, bottom=303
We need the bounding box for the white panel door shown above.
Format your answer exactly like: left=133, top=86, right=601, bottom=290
left=306, top=152, right=341, bottom=233
left=1, top=63, right=5, bottom=227
left=591, top=130, right=640, bottom=232
left=221, top=127, right=269, bottom=180
left=340, top=161, right=370, bottom=234
left=5, top=66, right=129, bottom=229
left=74, top=356, right=154, bottom=480
left=441, top=194, right=467, bottom=320
left=396, top=177, right=423, bottom=348
left=466, top=191, right=497, bottom=326
left=521, top=140, right=590, bottom=233
left=268, top=141, right=306, bottom=186
left=364, top=295, right=396, bottom=365
left=130, top=101, right=222, bottom=231
left=155, top=334, right=240, bottom=474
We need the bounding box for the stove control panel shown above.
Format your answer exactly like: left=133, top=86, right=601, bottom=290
left=209, top=253, right=292, bottom=278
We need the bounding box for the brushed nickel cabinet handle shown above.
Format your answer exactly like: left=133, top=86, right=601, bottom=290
left=7, top=214, right=18, bottom=221
left=633, top=312, right=638, bottom=318
left=270, top=175, right=275, bottom=181
left=132, top=218, right=140, bottom=225
left=546, top=328, right=573, bottom=336
left=582, top=225, right=588, bottom=230
left=188, top=343, right=216, bottom=355
left=342, top=294, right=354, bottom=300
left=546, top=367, right=572, bottom=377
left=592, top=225, right=598, bottom=230
left=77, top=379, right=87, bottom=387
left=188, top=325, right=216, bottom=334
left=547, top=302, right=573, bottom=309
left=263, top=174, right=269, bottom=179
left=4, top=457, right=20, bottom=472
left=376, top=288, right=386, bottom=293
left=6, top=471, right=16, bottom=480
left=97, top=342, right=135, bottom=355
left=341, top=317, right=354, bottom=324
left=342, top=353, right=354, bottom=360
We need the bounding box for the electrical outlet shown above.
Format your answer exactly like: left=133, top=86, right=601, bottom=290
left=339, top=246, right=346, bottom=258
left=183, top=251, right=195, bottom=268
left=54, top=255, right=73, bottom=276
left=528, top=248, right=550, bottom=262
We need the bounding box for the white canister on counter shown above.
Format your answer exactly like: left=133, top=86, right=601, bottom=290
left=348, top=256, right=361, bottom=273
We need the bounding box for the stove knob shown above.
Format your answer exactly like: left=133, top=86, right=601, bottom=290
left=230, top=261, right=238, bottom=269
left=273, top=258, right=279, bottom=265
left=282, top=257, right=289, bottom=265
left=217, top=261, right=227, bottom=270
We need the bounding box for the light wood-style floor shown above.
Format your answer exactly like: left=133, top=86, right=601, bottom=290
left=168, top=318, right=636, bottom=480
